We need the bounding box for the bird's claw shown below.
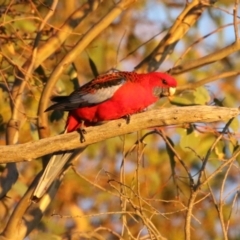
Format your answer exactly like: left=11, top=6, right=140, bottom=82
left=77, top=128, right=87, bottom=143
left=123, top=114, right=131, bottom=124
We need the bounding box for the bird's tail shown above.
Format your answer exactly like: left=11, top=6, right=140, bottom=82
left=33, top=151, right=72, bottom=198
left=45, top=96, right=80, bottom=111
left=45, top=96, right=69, bottom=111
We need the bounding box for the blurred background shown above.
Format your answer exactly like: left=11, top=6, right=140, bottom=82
left=0, top=0, right=240, bottom=239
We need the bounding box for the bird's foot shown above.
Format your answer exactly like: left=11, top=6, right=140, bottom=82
left=77, top=128, right=87, bottom=143
left=123, top=114, right=131, bottom=124
left=77, top=120, right=87, bottom=142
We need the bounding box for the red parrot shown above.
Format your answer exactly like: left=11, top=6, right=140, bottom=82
left=33, top=71, right=177, bottom=198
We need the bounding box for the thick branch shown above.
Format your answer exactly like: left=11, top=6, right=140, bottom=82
left=1, top=106, right=239, bottom=163
left=169, top=41, right=240, bottom=75
left=135, top=0, right=214, bottom=72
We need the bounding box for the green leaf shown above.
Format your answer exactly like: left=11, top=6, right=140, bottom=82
left=178, top=128, right=201, bottom=151
left=228, top=117, right=239, bottom=132
left=171, top=86, right=210, bottom=106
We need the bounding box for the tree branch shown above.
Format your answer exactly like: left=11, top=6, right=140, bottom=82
left=37, top=0, right=136, bottom=139
left=169, top=41, right=240, bottom=75
left=1, top=106, right=239, bottom=163
left=177, top=71, right=240, bottom=92
left=135, top=0, right=215, bottom=72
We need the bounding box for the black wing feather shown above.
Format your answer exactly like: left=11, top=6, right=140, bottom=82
left=45, top=96, right=80, bottom=111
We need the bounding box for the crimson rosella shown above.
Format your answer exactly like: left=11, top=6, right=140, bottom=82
left=33, top=71, right=177, bottom=198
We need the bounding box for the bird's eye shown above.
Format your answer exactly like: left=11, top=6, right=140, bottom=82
left=162, top=79, right=167, bottom=85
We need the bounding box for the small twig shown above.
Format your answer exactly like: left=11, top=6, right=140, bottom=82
left=226, top=190, right=240, bottom=232
left=196, top=118, right=234, bottom=189
left=120, top=29, right=165, bottom=62
left=219, top=160, right=234, bottom=240
left=177, top=71, right=240, bottom=93
left=120, top=135, right=127, bottom=237
left=136, top=131, right=144, bottom=212
left=173, top=22, right=240, bottom=67
left=72, top=166, right=119, bottom=197
left=93, top=226, right=125, bottom=240
left=233, top=0, right=239, bottom=41
left=170, top=41, right=240, bottom=76
left=202, top=147, right=240, bottom=188
left=115, top=29, right=127, bottom=68
left=157, top=129, right=194, bottom=189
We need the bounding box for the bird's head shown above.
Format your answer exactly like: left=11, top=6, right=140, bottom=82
left=150, top=72, right=177, bottom=98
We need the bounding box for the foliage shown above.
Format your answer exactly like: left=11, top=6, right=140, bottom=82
left=0, top=0, right=240, bottom=239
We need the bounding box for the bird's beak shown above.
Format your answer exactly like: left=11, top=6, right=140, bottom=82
left=169, top=87, right=176, bottom=96
left=159, top=87, right=176, bottom=97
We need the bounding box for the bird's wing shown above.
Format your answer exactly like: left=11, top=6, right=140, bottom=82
left=71, top=74, right=127, bottom=105
left=46, top=74, right=127, bottom=111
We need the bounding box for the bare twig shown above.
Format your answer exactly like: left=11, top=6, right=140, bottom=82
left=120, top=135, right=128, bottom=237
left=202, top=148, right=240, bottom=188
left=218, top=159, right=234, bottom=240
left=174, top=22, right=240, bottom=67
left=233, top=0, right=239, bottom=41
left=169, top=42, right=240, bottom=76
left=197, top=118, right=234, bottom=188
left=177, top=71, right=240, bottom=92
left=226, top=190, right=240, bottom=232
left=157, top=129, right=194, bottom=188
